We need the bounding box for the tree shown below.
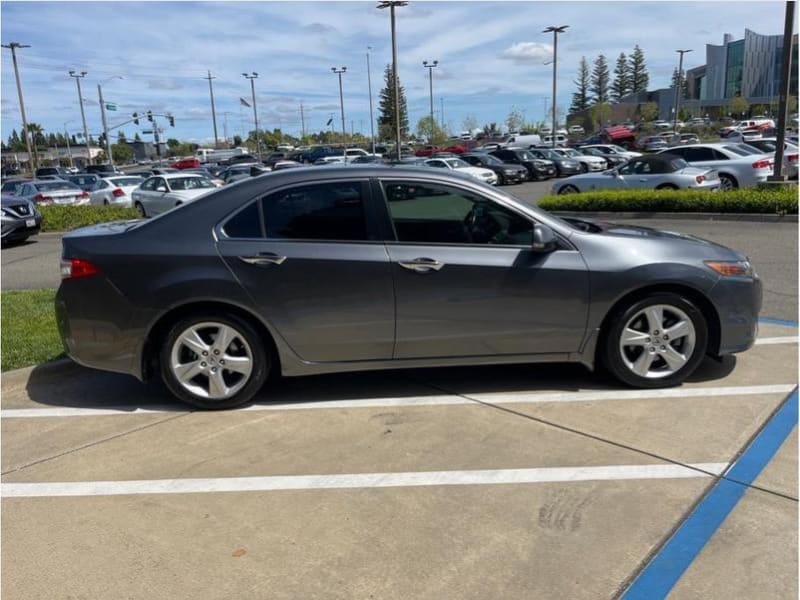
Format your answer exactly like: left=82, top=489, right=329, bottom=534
left=639, top=102, right=659, bottom=123
left=570, top=57, right=591, bottom=114
left=26, top=123, right=45, bottom=148
left=133, top=132, right=141, bottom=142
left=461, top=114, right=478, bottom=133
left=117, top=131, right=127, bottom=143
left=233, top=135, right=243, bottom=146
left=590, top=54, right=610, bottom=104
left=111, top=142, right=134, bottom=163
left=7, top=129, right=25, bottom=151
left=71, top=135, right=78, bottom=145
left=590, top=102, right=611, bottom=129
left=611, top=52, right=631, bottom=102
left=629, top=45, right=649, bottom=93
left=730, top=95, right=749, bottom=118
left=377, top=64, right=409, bottom=141
left=415, top=115, right=447, bottom=145
left=670, top=68, right=688, bottom=100
left=483, top=122, right=500, bottom=135
left=166, top=138, right=181, bottom=149
left=505, top=107, right=524, bottom=133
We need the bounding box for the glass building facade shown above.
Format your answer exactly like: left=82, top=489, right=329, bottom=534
left=725, top=39, right=744, bottom=98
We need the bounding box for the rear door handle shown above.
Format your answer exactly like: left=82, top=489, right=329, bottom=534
left=398, top=257, right=444, bottom=273
left=238, top=253, right=287, bottom=266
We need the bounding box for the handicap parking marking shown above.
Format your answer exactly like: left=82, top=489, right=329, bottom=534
left=758, top=317, right=799, bottom=328
left=1, top=384, right=795, bottom=419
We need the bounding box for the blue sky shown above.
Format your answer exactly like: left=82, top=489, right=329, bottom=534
left=1, top=1, right=791, bottom=145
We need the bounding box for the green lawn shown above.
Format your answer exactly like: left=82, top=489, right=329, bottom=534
left=1, top=289, right=64, bottom=372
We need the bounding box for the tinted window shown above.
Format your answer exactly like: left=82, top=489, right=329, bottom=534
left=382, top=181, right=532, bottom=246
left=223, top=202, right=262, bottom=239
left=261, top=182, right=368, bottom=241
left=140, top=178, right=156, bottom=191
left=683, top=147, right=717, bottom=161
left=153, top=178, right=168, bottom=192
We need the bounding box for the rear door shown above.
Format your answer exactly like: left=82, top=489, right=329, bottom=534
left=216, top=179, right=395, bottom=362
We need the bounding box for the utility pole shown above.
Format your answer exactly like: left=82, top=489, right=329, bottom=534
left=97, top=84, right=114, bottom=166
left=769, top=0, right=795, bottom=181
left=543, top=26, right=568, bottom=148
left=300, top=102, right=306, bottom=140
left=205, top=71, right=219, bottom=148
left=378, top=1, right=408, bottom=158
left=440, top=97, right=445, bottom=135
left=64, top=122, right=74, bottom=168
left=673, top=49, right=692, bottom=133
left=242, top=72, right=261, bottom=158
left=366, top=46, right=376, bottom=153
left=69, top=70, right=92, bottom=165
left=423, top=60, right=438, bottom=133
left=332, top=67, right=347, bottom=156
left=2, top=42, right=36, bottom=173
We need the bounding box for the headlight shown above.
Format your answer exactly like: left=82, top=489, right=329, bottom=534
left=504, top=169, right=517, bottom=174
left=705, top=260, right=754, bottom=277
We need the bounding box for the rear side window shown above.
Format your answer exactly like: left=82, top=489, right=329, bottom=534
left=262, top=181, right=368, bottom=241
left=223, top=202, right=262, bottom=239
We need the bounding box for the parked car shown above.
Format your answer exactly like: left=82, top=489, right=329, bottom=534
left=0, top=178, right=31, bottom=196
left=424, top=157, right=497, bottom=185
left=669, top=133, right=701, bottom=146
left=13, top=179, right=89, bottom=205
left=568, top=125, right=585, bottom=135
left=351, top=155, right=386, bottom=164
left=579, top=147, right=628, bottom=169
left=85, top=164, right=124, bottom=176
left=460, top=153, right=528, bottom=185
left=414, top=145, right=442, bottom=158
left=490, top=147, right=556, bottom=180
left=541, top=134, right=568, bottom=147
left=549, top=148, right=607, bottom=173
left=552, top=154, right=720, bottom=194
left=651, top=120, right=673, bottom=130
left=1, top=195, right=41, bottom=245
left=220, top=164, right=270, bottom=185
left=526, top=148, right=582, bottom=177
left=581, top=144, right=642, bottom=160
left=35, top=166, right=70, bottom=178
left=127, top=168, right=180, bottom=178
left=719, top=119, right=775, bottom=138
left=170, top=157, right=202, bottom=170
left=55, top=165, right=763, bottom=409
left=656, top=143, right=774, bottom=190
left=181, top=167, right=225, bottom=187
left=639, top=136, right=669, bottom=152
left=63, top=173, right=101, bottom=192
left=725, top=129, right=764, bottom=143
left=504, top=134, right=541, bottom=148
left=296, top=146, right=336, bottom=163
left=131, top=173, right=218, bottom=217
left=90, top=176, right=146, bottom=206
left=271, top=160, right=304, bottom=171
left=742, top=138, right=799, bottom=179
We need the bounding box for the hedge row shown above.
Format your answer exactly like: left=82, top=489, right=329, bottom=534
left=39, top=205, right=140, bottom=232
left=538, top=187, right=798, bottom=214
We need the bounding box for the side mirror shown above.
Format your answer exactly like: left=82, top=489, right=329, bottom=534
left=611, top=170, right=621, bottom=177
left=532, top=223, right=558, bottom=252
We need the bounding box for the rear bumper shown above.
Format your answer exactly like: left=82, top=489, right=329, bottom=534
left=709, top=275, right=763, bottom=355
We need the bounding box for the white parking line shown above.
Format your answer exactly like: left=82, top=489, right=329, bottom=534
left=1, top=384, right=794, bottom=419
left=1, top=462, right=728, bottom=498
left=754, top=336, right=798, bottom=345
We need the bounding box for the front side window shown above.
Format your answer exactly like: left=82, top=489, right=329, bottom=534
left=140, top=178, right=156, bottom=191
left=261, top=181, right=368, bottom=241
left=168, top=177, right=215, bottom=190
left=154, top=178, right=168, bottom=192
left=382, top=181, right=533, bottom=246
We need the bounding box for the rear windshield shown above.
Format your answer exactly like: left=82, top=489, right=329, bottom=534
left=34, top=182, right=80, bottom=191
left=670, top=158, right=689, bottom=170
left=168, top=177, right=215, bottom=190
left=109, top=177, right=144, bottom=187
left=723, top=144, right=759, bottom=156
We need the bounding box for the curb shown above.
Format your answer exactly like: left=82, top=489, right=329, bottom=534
left=550, top=211, right=798, bottom=222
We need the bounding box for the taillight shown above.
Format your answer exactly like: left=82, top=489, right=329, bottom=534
left=787, top=154, right=798, bottom=163
left=751, top=159, right=771, bottom=169
left=60, top=258, right=100, bottom=280
left=695, top=175, right=705, bottom=184
left=33, top=193, right=52, bottom=204
left=79, top=191, right=90, bottom=199
left=112, top=188, right=126, bottom=197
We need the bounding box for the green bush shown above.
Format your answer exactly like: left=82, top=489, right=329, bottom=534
left=39, top=205, right=140, bottom=232
left=538, top=187, right=798, bottom=214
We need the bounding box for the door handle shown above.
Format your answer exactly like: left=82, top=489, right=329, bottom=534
left=398, top=257, right=444, bottom=273
left=238, top=253, right=287, bottom=266
left=638, top=178, right=648, bottom=182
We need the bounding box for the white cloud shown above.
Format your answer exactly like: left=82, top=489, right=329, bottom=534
left=499, top=42, right=553, bottom=65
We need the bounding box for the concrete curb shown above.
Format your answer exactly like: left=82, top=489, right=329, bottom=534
left=550, top=211, right=798, bottom=222
left=1, top=358, right=75, bottom=387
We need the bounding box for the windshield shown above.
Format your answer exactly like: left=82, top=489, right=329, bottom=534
left=446, top=158, right=470, bottom=168
left=168, top=177, right=216, bottom=190
left=564, top=149, right=580, bottom=157
left=516, top=150, right=535, bottom=161
left=109, top=177, right=144, bottom=187
left=478, top=154, right=503, bottom=166
left=539, top=149, right=560, bottom=160
left=610, top=145, right=628, bottom=153
left=34, top=182, right=80, bottom=192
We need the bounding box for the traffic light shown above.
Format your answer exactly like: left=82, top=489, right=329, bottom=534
left=132, top=112, right=139, bottom=125
left=168, top=115, right=175, bottom=127
left=147, top=110, right=153, bottom=122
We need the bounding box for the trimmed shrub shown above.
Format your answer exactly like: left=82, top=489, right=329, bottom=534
left=39, top=205, right=140, bottom=232
left=538, top=187, right=798, bottom=214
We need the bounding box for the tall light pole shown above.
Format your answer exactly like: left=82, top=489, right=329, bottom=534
left=440, top=96, right=445, bottom=135
left=543, top=25, right=568, bottom=148
left=769, top=0, right=795, bottom=181
left=423, top=60, right=438, bottom=137
left=331, top=67, right=347, bottom=155
left=242, top=72, right=261, bottom=158
left=673, top=49, right=692, bottom=133
left=63, top=121, right=74, bottom=168
left=69, top=70, right=92, bottom=165
left=366, top=46, right=376, bottom=153
left=97, top=75, right=122, bottom=166
left=378, top=1, right=407, bottom=158
left=2, top=42, right=36, bottom=173
left=205, top=71, right=219, bottom=148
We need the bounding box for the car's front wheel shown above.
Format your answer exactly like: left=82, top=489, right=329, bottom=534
left=135, top=201, right=147, bottom=217
left=160, top=314, right=269, bottom=409
left=602, top=293, right=708, bottom=388
left=558, top=184, right=579, bottom=194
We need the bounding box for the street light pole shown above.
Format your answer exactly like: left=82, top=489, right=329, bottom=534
left=378, top=1, right=408, bottom=158
left=673, top=49, right=692, bottom=133
left=366, top=46, right=376, bottom=153
left=543, top=26, right=568, bottom=148
left=97, top=76, right=122, bottom=167
left=1, top=42, right=36, bottom=173
left=332, top=67, right=347, bottom=156
left=423, top=60, right=438, bottom=136
left=64, top=122, right=74, bottom=168
left=769, top=0, right=795, bottom=181
left=69, top=70, right=92, bottom=165
left=206, top=71, right=219, bottom=149
left=242, top=72, right=261, bottom=158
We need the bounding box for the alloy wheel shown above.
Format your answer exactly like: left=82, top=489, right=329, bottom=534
left=618, top=304, right=696, bottom=379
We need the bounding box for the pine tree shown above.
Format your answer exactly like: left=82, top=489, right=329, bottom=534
left=570, top=57, right=591, bottom=114
left=611, top=52, right=631, bottom=102
left=590, top=55, right=610, bottom=104
left=134, top=132, right=142, bottom=142
left=629, top=45, right=649, bottom=93
left=670, top=68, right=688, bottom=99
left=378, top=64, right=409, bottom=141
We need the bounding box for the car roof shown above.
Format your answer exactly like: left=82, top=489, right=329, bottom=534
left=153, top=172, right=208, bottom=179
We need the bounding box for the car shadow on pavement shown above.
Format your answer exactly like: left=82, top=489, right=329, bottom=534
left=21, top=354, right=737, bottom=412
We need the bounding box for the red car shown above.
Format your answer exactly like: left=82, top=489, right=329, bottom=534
left=444, top=144, right=467, bottom=154
left=414, top=145, right=442, bottom=157
left=170, top=157, right=201, bottom=170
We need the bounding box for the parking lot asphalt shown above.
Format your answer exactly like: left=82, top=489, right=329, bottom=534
left=1, top=321, right=797, bottom=599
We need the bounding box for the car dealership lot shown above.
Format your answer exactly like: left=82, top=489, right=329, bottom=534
left=2, top=322, right=796, bottom=599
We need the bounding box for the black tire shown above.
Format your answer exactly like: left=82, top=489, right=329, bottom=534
left=135, top=201, right=147, bottom=218
left=601, top=292, right=708, bottom=389
left=103, top=199, right=110, bottom=205
left=558, top=184, right=579, bottom=194
left=655, top=184, right=679, bottom=190
left=580, top=162, right=588, bottom=173
left=160, top=313, right=270, bottom=409
left=497, top=172, right=505, bottom=186
left=718, top=173, right=738, bottom=191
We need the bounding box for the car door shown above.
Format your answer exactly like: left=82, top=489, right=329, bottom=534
left=150, top=177, right=171, bottom=214
left=614, top=159, right=653, bottom=189
left=216, top=179, right=395, bottom=362
left=377, top=178, right=589, bottom=358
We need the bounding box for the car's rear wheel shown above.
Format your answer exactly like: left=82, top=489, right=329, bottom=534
left=497, top=172, right=505, bottom=186
left=719, top=173, right=738, bottom=191
left=160, top=314, right=269, bottom=409
left=656, top=183, right=679, bottom=190
left=580, top=162, right=588, bottom=173
left=558, top=184, right=579, bottom=194
left=602, top=293, right=708, bottom=388
left=135, top=201, right=147, bottom=217
left=103, top=198, right=110, bottom=205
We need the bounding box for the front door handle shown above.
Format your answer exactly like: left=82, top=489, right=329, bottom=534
left=238, top=253, right=287, bottom=266
left=398, top=257, right=444, bottom=273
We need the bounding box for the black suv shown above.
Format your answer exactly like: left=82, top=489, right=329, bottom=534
left=489, top=148, right=556, bottom=180
left=461, top=153, right=528, bottom=185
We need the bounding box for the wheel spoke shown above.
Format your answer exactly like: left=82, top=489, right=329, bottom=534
left=174, top=360, right=202, bottom=384
left=664, top=320, right=691, bottom=340
left=621, top=327, right=650, bottom=346
left=180, top=328, right=209, bottom=355
left=208, top=369, right=229, bottom=398
left=223, top=354, right=252, bottom=376
left=645, top=306, right=664, bottom=332
left=632, top=351, right=655, bottom=376
left=213, top=325, right=236, bottom=354
left=662, top=345, right=688, bottom=371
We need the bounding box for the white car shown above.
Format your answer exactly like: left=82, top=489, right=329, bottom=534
left=424, top=157, right=498, bottom=185
left=131, top=173, right=217, bottom=217
left=580, top=144, right=642, bottom=160
left=656, top=143, right=774, bottom=190
left=90, top=176, right=146, bottom=206
left=550, top=148, right=606, bottom=172
left=568, top=125, right=585, bottom=135
left=743, top=138, right=799, bottom=178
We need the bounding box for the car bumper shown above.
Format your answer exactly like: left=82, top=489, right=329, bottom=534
left=501, top=171, right=526, bottom=184
left=709, top=275, right=763, bottom=355
left=1, top=214, right=42, bottom=241
left=558, top=165, right=583, bottom=176
left=586, top=163, right=606, bottom=172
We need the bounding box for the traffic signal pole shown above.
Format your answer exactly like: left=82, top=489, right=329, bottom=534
left=98, top=84, right=114, bottom=166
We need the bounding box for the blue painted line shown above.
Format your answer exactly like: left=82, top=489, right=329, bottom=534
left=759, top=317, right=799, bottom=328
left=622, top=388, right=798, bottom=600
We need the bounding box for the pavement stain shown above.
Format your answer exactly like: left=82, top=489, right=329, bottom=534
left=232, top=548, right=247, bottom=558
left=538, top=489, right=593, bottom=532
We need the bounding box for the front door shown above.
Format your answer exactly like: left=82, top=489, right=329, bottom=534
left=217, top=179, right=395, bottom=363
left=378, top=179, right=589, bottom=359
